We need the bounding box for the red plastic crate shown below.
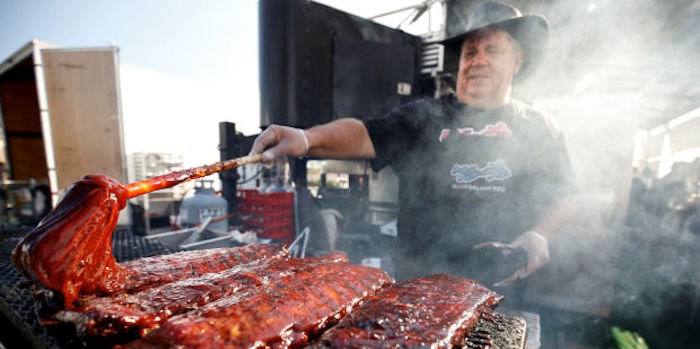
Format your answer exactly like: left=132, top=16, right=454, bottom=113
left=238, top=227, right=293, bottom=244
left=256, top=226, right=295, bottom=240
left=238, top=206, right=294, bottom=220
left=240, top=216, right=293, bottom=230
left=237, top=189, right=295, bottom=241
left=237, top=189, right=259, bottom=198
left=239, top=190, right=293, bottom=206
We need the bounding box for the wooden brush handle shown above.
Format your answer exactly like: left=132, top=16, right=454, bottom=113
left=123, top=154, right=263, bottom=199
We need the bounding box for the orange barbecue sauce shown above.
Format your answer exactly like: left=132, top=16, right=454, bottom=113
left=12, top=174, right=133, bottom=308
left=11, top=156, right=252, bottom=309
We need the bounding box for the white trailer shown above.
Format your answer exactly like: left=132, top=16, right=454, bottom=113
left=0, top=39, right=129, bottom=224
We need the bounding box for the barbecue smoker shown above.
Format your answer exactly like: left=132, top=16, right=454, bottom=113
left=223, top=0, right=432, bottom=265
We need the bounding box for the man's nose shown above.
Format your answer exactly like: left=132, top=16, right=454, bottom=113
left=471, top=50, right=488, bottom=65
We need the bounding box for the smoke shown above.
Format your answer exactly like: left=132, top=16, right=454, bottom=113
left=304, top=1, right=700, bottom=345
left=504, top=1, right=700, bottom=346
left=319, top=1, right=700, bottom=345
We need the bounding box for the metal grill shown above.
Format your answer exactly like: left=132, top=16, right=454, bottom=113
left=1, top=228, right=64, bottom=349
left=0, top=228, right=181, bottom=348
left=467, top=312, right=527, bottom=348
left=111, top=229, right=182, bottom=262
left=0, top=229, right=527, bottom=349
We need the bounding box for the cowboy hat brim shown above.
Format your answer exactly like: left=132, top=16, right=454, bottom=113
left=440, top=14, right=548, bottom=83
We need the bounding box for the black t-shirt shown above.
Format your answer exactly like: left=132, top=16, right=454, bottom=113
left=363, top=95, right=578, bottom=281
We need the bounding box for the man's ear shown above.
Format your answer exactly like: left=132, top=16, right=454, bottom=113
left=514, top=50, right=524, bottom=75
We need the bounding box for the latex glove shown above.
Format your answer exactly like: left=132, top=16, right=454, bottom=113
left=249, top=125, right=309, bottom=164
left=493, top=230, right=550, bottom=287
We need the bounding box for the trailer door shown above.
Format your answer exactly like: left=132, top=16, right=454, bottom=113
left=40, top=47, right=126, bottom=197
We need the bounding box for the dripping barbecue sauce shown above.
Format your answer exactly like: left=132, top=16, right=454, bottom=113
left=11, top=158, right=249, bottom=309
left=12, top=175, right=131, bottom=308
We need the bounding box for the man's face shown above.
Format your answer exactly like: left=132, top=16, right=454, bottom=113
left=456, top=28, right=523, bottom=108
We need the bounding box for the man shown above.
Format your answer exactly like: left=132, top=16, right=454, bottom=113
left=250, top=1, right=577, bottom=290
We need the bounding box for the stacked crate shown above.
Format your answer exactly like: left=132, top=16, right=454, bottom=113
left=237, top=189, right=295, bottom=243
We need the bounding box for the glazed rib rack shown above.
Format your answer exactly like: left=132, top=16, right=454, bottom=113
left=0, top=228, right=527, bottom=348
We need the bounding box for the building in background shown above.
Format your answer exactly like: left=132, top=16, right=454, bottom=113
left=127, top=152, right=187, bottom=233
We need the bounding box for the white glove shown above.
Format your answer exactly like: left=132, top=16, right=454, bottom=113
left=512, top=230, right=549, bottom=273
left=249, top=125, right=309, bottom=163
left=494, top=230, right=549, bottom=286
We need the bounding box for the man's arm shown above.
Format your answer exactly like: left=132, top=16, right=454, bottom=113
left=494, top=194, right=576, bottom=286
left=249, top=118, right=376, bottom=162
left=529, top=194, right=577, bottom=240
left=306, top=118, right=376, bottom=159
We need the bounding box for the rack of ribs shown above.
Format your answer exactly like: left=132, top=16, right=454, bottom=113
left=116, top=243, right=286, bottom=293
left=54, top=252, right=348, bottom=338
left=123, top=259, right=393, bottom=348
left=311, top=274, right=503, bottom=348
left=11, top=172, right=286, bottom=308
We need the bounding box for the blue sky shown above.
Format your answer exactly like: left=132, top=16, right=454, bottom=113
left=0, top=1, right=261, bottom=168
left=0, top=0, right=425, bottom=88
left=0, top=0, right=435, bottom=168
left=1, top=1, right=257, bottom=81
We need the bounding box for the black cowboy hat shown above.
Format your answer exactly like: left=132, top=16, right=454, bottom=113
left=440, top=1, right=549, bottom=83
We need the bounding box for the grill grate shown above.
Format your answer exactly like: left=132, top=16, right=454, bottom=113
left=0, top=228, right=181, bottom=348
left=466, top=311, right=527, bottom=348
left=1, top=228, right=63, bottom=349
left=111, top=229, right=182, bottom=262
left=1, top=229, right=526, bottom=348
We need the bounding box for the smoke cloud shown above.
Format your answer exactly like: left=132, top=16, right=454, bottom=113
left=507, top=1, right=700, bottom=347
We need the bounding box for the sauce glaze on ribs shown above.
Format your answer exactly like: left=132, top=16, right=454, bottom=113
left=117, top=244, right=286, bottom=293
left=313, top=274, right=503, bottom=348
left=10, top=175, right=505, bottom=348
left=125, top=260, right=393, bottom=348
left=11, top=172, right=285, bottom=309
left=55, top=253, right=346, bottom=338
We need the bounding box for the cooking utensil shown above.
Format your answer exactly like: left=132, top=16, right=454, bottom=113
left=123, top=153, right=262, bottom=198
left=472, top=241, right=528, bottom=287
left=12, top=154, right=262, bottom=307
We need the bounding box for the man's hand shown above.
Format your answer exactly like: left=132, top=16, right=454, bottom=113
left=498, top=230, right=549, bottom=286
left=474, top=230, right=550, bottom=287
left=249, top=125, right=309, bottom=164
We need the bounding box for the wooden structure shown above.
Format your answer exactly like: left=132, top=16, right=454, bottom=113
left=0, top=40, right=127, bottom=206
